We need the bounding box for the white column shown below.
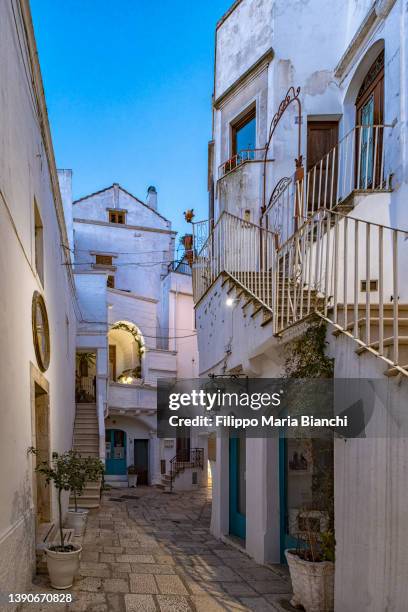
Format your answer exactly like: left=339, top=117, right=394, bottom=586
left=245, top=436, right=280, bottom=564
left=210, top=435, right=229, bottom=538
left=149, top=434, right=161, bottom=485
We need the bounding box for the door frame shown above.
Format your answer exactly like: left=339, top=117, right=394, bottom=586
left=30, top=363, right=51, bottom=527
left=105, top=428, right=127, bottom=475
left=279, top=435, right=298, bottom=563
left=229, top=436, right=246, bottom=540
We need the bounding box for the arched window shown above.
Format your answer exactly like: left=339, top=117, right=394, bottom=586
left=355, top=50, right=384, bottom=189
left=356, top=49, right=384, bottom=125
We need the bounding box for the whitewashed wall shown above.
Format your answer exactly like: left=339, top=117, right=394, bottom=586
left=0, top=1, right=77, bottom=596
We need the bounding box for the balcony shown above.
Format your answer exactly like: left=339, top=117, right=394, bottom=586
left=218, top=149, right=272, bottom=220
left=108, top=381, right=156, bottom=415
left=218, top=148, right=268, bottom=179
left=264, top=124, right=394, bottom=245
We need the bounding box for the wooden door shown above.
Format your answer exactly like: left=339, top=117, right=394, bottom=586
left=134, top=439, right=149, bottom=485
left=176, top=434, right=190, bottom=461
left=355, top=50, right=384, bottom=189
left=307, top=121, right=339, bottom=211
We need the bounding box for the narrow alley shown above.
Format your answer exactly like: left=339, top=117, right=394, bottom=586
left=23, top=487, right=292, bottom=612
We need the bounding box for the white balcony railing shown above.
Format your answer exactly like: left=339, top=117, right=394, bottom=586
left=193, top=207, right=408, bottom=376
left=264, top=125, right=393, bottom=246
left=108, top=382, right=156, bottom=411
left=193, top=211, right=276, bottom=308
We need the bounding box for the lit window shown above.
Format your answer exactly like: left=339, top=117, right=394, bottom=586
left=108, top=210, right=126, bottom=224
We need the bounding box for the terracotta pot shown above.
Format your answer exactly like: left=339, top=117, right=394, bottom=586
left=65, top=508, right=89, bottom=536
left=285, top=549, right=334, bottom=612
left=45, top=544, right=82, bottom=589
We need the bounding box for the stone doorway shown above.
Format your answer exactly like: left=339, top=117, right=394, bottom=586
left=31, top=365, right=51, bottom=527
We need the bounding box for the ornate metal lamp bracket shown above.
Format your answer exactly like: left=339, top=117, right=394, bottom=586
left=262, top=86, right=303, bottom=213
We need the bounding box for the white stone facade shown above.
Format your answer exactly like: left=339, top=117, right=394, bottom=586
left=63, top=179, right=200, bottom=489
left=197, top=1, right=408, bottom=610
left=0, top=1, right=78, bottom=596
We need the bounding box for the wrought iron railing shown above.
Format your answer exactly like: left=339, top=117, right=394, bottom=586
left=169, top=448, right=204, bottom=491
left=264, top=125, right=393, bottom=246
left=218, top=148, right=268, bottom=178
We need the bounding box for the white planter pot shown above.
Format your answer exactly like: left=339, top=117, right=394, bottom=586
left=128, top=474, right=138, bottom=487
left=285, top=549, right=334, bottom=612
left=45, top=544, right=82, bottom=589
left=65, top=509, right=89, bottom=536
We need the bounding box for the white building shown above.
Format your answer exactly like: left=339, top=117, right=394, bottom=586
left=60, top=178, right=203, bottom=493
left=0, top=1, right=79, bottom=595
left=0, top=0, right=201, bottom=596
left=193, top=1, right=408, bottom=610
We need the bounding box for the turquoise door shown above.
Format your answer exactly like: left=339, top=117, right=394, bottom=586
left=279, top=436, right=298, bottom=563
left=229, top=436, right=246, bottom=540
left=105, top=429, right=127, bottom=475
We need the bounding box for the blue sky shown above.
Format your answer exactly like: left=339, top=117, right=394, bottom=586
left=31, top=0, right=232, bottom=241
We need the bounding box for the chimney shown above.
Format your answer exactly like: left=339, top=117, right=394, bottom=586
left=146, top=185, right=157, bottom=210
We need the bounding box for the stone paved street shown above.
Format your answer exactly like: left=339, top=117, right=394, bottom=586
left=22, top=487, right=293, bottom=612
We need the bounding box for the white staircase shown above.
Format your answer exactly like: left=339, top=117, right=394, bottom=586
left=193, top=208, right=408, bottom=379
left=71, top=403, right=101, bottom=508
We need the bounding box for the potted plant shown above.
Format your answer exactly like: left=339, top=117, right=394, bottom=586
left=127, top=465, right=138, bottom=487
left=284, top=322, right=335, bottom=612
left=286, top=516, right=335, bottom=612
left=35, top=451, right=82, bottom=589
left=65, top=452, right=104, bottom=536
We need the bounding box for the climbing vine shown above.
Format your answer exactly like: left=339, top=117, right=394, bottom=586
left=284, top=320, right=335, bottom=562
left=110, top=321, right=145, bottom=356
left=284, top=320, right=334, bottom=379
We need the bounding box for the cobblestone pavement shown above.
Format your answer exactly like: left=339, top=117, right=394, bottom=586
left=23, top=486, right=294, bottom=612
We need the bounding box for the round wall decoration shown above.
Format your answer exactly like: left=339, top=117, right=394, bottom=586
left=32, top=291, right=50, bottom=372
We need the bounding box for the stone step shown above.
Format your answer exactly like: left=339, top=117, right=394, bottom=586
left=332, top=317, right=408, bottom=338
left=75, top=417, right=98, bottom=425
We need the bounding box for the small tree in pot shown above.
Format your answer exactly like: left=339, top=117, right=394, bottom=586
left=35, top=451, right=82, bottom=589
left=66, top=451, right=104, bottom=536
left=284, top=321, right=335, bottom=612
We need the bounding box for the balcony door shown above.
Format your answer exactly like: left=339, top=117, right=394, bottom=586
left=355, top=50, right=384, bottom=189
left=307, top=121, right=339, bottom=211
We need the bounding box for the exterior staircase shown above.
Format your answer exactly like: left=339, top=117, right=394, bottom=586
left=161, top=448, right=204, bottom=491
left=193, top=208, right=408, bottom=379
left=71, top=403, right=101, bottom=508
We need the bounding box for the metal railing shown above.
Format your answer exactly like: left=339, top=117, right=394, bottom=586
left=273, top=208, right=408, bottom=372
left=264, top=125, right=393, bottom=246
left=167, top=260, right=192, bottom=275
left=219, top=148, right=267, bottom=178
left=193, top=207, right=408, bottom=374
left=169, top=448, right=204, bottom=491
left=193, top=211, right=276, bottom=308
